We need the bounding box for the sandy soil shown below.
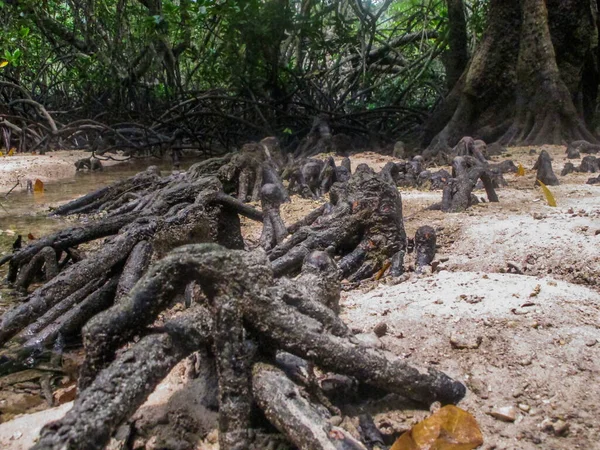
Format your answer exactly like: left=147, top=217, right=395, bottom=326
left=0, top=146, right=599, bottom=449
left=0, top=151, right=120, bottom=193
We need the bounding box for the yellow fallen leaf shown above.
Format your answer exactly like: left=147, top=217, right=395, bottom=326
left=391, top=405, right=483, bottom=450
left=537, top=179, right=557, bottom=207
left=375, top=260, right=391, bottom=281
left=33, top=179, right=44, bottom=194
left=0, top=61, right=8, bottom=68
left=0, top=151, right=4, bottom=157
left=7, top=148, right=15, bottom=156
left=516, top=163, right=525, bottom=177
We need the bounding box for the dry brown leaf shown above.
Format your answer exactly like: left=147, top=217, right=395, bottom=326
left=33, top=179, right=44, bottom=194
left=375, top=260, right=391, bottom=280
left=391, top=405, right=483, bottom=450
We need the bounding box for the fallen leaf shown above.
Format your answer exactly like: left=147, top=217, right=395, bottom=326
left=0, top=61, right=8, bottom=68
left=7, top=148, right=15, bottom=156
left=27, top=233, right=37, bottom=240
left=391, top=405, right=483, bottom=450
left=33, top=179, right=44, bottom=193
left=516, top=163, right=525, bottom=176
left=375, top=260, right=391, bottom=280
left=537, top=180, right=557, bottom=207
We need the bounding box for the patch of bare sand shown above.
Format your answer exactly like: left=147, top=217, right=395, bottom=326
left=341, top=272, right=600, bottom=449
left=0, top=151, right=121, bottom=193
left=0, top=402, right=73, bottom=450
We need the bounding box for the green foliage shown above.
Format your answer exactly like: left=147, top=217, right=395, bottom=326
left=0, top=0, right=488, bottom=138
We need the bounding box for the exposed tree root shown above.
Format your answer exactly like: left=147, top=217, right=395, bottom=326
left=0, top=143, right=473, bottom=449
left=533, top=150, right=559, bottom=186
left=30, top=244, right=464, bottom=450
left=271, top=165, right=407, bottom=281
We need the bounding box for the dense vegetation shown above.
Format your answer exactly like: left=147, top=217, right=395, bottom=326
left=0, top=0, right=488, bottom=152
left=0, top=0, right=598, bottom=155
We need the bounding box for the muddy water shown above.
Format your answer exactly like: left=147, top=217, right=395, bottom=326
left=0, top=158, right=193, bottom=239
left=0, top=158, right=196, bottom=310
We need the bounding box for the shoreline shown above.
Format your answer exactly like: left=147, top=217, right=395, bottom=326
left=0, top=151, right=123, bottom=194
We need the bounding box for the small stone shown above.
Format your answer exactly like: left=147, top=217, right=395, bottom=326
left=53, top=384, right=77, bottom=405
left=468, top=377, right=489, bottom=399
left=450, top=333, right=482, bottom=349
left=329, top=415, right=343, bottom=427
left=419, top=265, right=433, bottom=275
left=490, top=406, right=517, bottom=422
left=518, top=404, right=530, bottom=412
left=519, top=355, right=533, bottom=366
left=541, top=418, right=569, bottom=436
left=553, top=420, right=570, bottom=436
left=585, top=338, right=597, bottom=347
left=10, top=432, right=22, bottom=440
left=373, top=322, right=388, bottom=337
left=532, top=212, right=547, bottom=220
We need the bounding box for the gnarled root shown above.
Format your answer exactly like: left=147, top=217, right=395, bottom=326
left=271, top=166, right=407, bottom=281
left=34, top=244, right=465, bottom=450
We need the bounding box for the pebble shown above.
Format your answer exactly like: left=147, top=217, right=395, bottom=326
left=541, top=418, right=569, bottom=436
left=329, top=415, right=343, bottom=427
left=490, top=406, right=517, bottom=422
left=519, top=355, right=533, bottom=366
left=468, top=377, right=489, bottom=399
left=53, top=384, right=77, bottom=405
left=450, top=333, right=483, bottom=349
left=585, top=338, right=597, bottom=347
left=518, top=404, right=530, bottom=412
left=373, top=322, right=388, bottom=337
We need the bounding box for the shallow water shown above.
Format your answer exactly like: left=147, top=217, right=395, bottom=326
left=0, top=158, right=193, bottom=240
left=0, top=158, right=197, bottom=313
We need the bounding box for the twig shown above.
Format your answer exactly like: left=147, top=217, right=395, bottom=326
left=4, top=178, right=20, bottom=198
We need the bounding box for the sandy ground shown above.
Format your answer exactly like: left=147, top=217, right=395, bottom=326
left=0, top=151, right=121, bottom=193
left=0, top=146, right=599, bottom=449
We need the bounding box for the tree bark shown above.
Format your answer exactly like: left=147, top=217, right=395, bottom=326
left=443, top=0, right=469, bottom=90
left=424, top=0, right=598, bottom=157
